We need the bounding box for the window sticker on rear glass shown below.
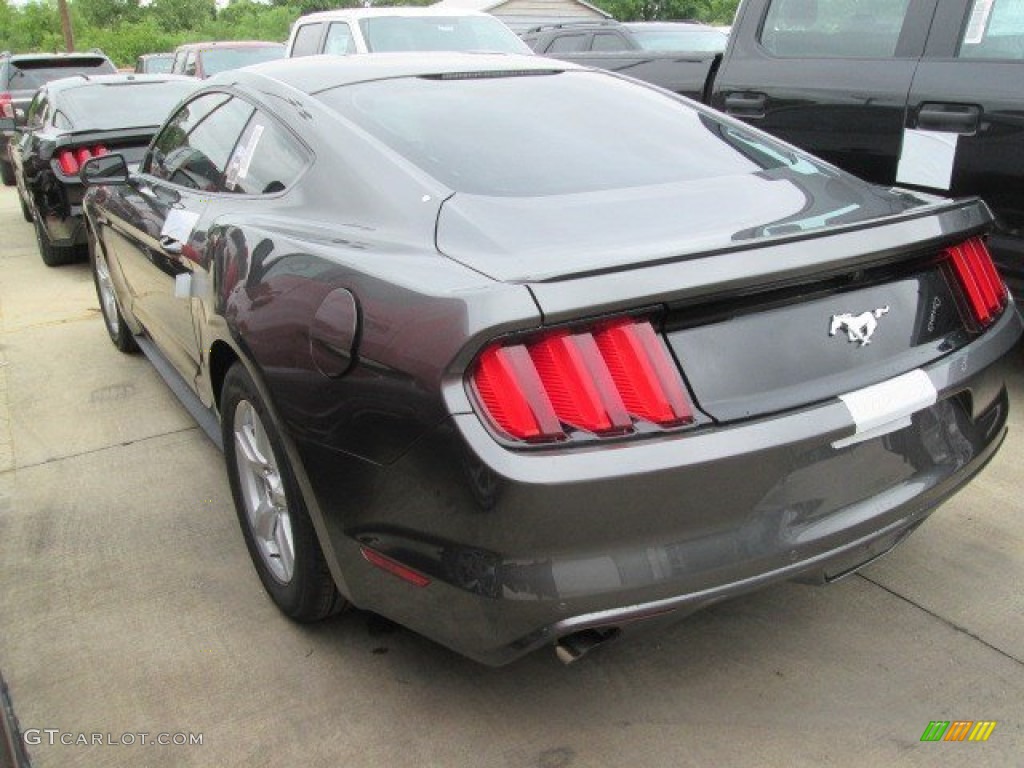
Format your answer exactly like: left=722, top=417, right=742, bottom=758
left=964, top=0, right=994, bottom=45
left=225, top=123, right=264, bottom=191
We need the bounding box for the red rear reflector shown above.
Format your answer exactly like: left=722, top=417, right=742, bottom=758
left=945, top=237, right=1006, bottom=329
left=594, top=321, right=693, bottom=426
left=360, top=546, right=430, bottom=588
left=57, top=150, right=79, bottom=175
left=472, top=319, right=696, bottom=443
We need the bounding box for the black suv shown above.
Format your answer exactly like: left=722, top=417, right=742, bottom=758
left=1, top=51, right=116, bottom=185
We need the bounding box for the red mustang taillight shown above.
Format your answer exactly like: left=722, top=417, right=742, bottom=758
left=56, top=145, right=108, bottom=176
left=471, top=318, right=694, bottom=443
left=0, top=93, right=13, bottom=119
left=944, top=237, right=1008, bottom=329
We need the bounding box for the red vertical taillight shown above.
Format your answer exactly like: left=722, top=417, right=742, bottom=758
left=945, top=237, right=1007, bottom=329
left=471, top=318, right=696, bottom=443
left=0, top=93, right=13, bottom=119
left=474, top=345, right=563, bottom=442
left=57, top=150, right=79, bottom=175
left=593, top=320, right=693, bottom=426
left=56, top=146, right=109, bottom=176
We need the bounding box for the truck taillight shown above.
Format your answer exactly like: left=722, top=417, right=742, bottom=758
left=945, top=237, right=1008, bottom=329
left=56, top=145, right=109, bottom=176
left=471, top=318, right=695, bottom=443
left=0, top=93, right=13, bottom=119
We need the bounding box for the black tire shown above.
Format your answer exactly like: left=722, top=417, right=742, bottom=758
left=88, top=228, right=139, bottom=354
left=221, top=363, right=346, bottom=622
left=0, top=159, right=14, bottom=187
left=19, top=192, right=33, bottom=223
left=33, top=215, right=78, bottom=267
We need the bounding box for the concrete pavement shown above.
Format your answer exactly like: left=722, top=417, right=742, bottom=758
left=0, top=185, right=1021, bottom=767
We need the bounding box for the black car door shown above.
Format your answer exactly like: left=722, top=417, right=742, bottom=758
left=101, top=92, right=254, bottom=381
left=712, top=0, right=939, bottom=185
left=905, top=0, right=1024, bottom=286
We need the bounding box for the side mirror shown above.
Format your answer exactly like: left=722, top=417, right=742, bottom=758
left=80, top=153, right=129, bottom=186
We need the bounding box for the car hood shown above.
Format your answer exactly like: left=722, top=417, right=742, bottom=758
left=435, top=164, right=923, bottom=283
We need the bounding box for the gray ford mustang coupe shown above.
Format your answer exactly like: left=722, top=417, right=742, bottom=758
left=80, top=53, right=1021, bottom=665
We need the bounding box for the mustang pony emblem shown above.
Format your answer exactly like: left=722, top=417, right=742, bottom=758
left=829, top=306, right=890, bottom=346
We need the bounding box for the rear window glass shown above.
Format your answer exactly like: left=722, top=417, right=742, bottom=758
left=57, top=81, right=199, bottom=131
left=10, top=58, right=115, bottom=90
left=761, top=0, right=911, bottom=58
left=318, top=71, right=774, bottom=197
left=627, top=25, right=728, bottom=52
left=358, top=16, right=530, bottom=54
left=959, top=0, right=1024, bottom=59
left=200, top=46, right=284, bottom=76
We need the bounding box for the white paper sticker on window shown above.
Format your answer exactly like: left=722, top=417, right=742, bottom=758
left=160, top=208, right=200, bottom=244
left=896, top=128, right=958, bottom=191
left=238, top=124, right=264, bottom=181
left=964, top=0, right=994, bottom=45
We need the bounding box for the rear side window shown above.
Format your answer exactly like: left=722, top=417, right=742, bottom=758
left=958, top=0, right=1024, bottom=59
left=9, top=57, right=115, bottom=90
left=325, top=22, right=356, bottom=55
left=291, top=23, right=324, bottom=56
left=591, top=33, right=625, bottom=51
left=224, top=113, right=309, bottom=195
left=184, top=51, right=198, bottom=76
left=147, top=93, right=254, bottom=192
left=761, top=0, right=912, bottom=58
left=546, top=34, right=588, bottom=53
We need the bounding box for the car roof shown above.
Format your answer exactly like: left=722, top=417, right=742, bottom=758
left=174, top=40, right=285, bottom=52
left=43, top=73, right=195, bottom=94
left=4, top=52, right=111, bottom=63
left=228, top=52, right=576, bottom=95
left=293, top=7, right=494, bottom=23
left=139, top=53, right=173, bottom=59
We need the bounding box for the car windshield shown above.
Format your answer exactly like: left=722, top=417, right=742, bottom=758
left=318, top=70, right=804, bottom=197
left=10, top=58, right=115, bottom=90
left=358, top=16, right=531, bottom=54
left=626, top=25, right=728, bottom=52
left=199, top=45, right=284, bottom=75
left=58, top=81, right=199, bottom=131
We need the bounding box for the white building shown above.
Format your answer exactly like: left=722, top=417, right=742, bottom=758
left=431, top=0, right=612, bottom=33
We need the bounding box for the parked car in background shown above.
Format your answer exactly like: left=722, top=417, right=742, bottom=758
left=536, top=0, right=1024, bottom=296
left=80, top=53, right=1019, bottom=666
left=135, top=53, right=174, bottom=74
left=286, top=7, right=530, bottom=56
left=0, top=51, right=117, bottom=186
left=12, top=73, right=199, bottom=266
left=171, top=41, right=284, bottom=78
left=522, top=20, right=726, bottom=54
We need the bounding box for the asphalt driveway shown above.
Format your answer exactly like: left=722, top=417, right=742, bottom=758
left=0, top=186, right=1021, bottom=767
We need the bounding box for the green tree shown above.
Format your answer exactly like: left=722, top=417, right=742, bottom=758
left=74, top=0, right=140, bottom=28
left=150, top=0, right=216, bottom=33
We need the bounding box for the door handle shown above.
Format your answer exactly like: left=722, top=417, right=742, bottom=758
left=724, top=92, right=767, bottom=118
left=916, top=104, right=981, bottom=135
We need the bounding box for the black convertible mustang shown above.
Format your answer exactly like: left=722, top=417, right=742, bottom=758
left=81, top=53, right=1021, bottom=665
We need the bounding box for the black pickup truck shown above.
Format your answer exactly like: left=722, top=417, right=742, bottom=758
left=534, top=0, right=1024, bottom=294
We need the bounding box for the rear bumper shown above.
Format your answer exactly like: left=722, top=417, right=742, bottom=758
left=304, top=306, right=1021, bottom=664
